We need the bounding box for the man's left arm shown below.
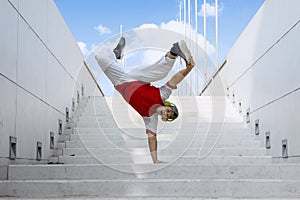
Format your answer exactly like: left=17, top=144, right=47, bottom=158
left=144, top=116, right=167, bottom=164
left=167, top=56, right=195, bottom=87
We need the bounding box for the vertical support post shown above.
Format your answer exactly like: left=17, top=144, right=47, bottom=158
left=215, top=0, right=219, bottom=68
left=120, top=24, right=123, bottom=36
left=183, top=0, right=187, bottom=95
left=203, top=0, right=207, bottom=83
left=179, top=2, right=182, bottom=24
left=195, top=0, right=198, bottom=94
left=188, top=0, right=191, bottom=41
left=184, top=0, right=187, bottom=39
left=188, top=0, right=191, bottom=95
left=120, top=24, right=126, bottom=67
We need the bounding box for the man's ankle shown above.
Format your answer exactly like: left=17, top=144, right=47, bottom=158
left=166, top=52, right=176, bottom=59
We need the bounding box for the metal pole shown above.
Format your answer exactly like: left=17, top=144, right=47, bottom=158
left=184, top=0, right=186, bottom=40
left=183, top=0, right=187, bottom=95
left=204, top=0, right=207, bottom=81
left=179, top=2, right=182, bottom=24
left=215, top=0, right=219, bottom=69
left=188, top=0, right=191, bottom=40
left=179, top=2, right=183, bottom=95
left=120, top=24, right=125, bottom=67
left=195, top=0, right=198, bottom=94
left=187, top=0, right=191, bottom=95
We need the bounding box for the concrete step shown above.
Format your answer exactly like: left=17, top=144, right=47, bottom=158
left=57, top=155, right=272, bottom=165
left=58, top=149, right=271, bottom=165
left=62, top=147, right=267, bottom=157
left=175, top=155, right=272, bottom=165
left=67, top=133, right=257, bottom=144
left=1, top=179, right=299, bottom=198
left=65, top=140, right=266, bottom=155
left=73, top=117, right=243, bottom=126
left=0, top=198, right=297, bottom=200
left=7, top=163, right=300, bottom=180
left=71, top=130, right=253, bottom=139
left=73, top=114, right=241, bottom=124
left=72, top=126, right=254, bottom=141
left=4, top=96, right=288, bottom=199
left=73, top=124, right=252, bottom=135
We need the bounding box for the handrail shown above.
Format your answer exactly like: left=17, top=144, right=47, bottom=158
left=199, top=59, right=227, bottom=96
left=83, top=61, right=105, bottom=96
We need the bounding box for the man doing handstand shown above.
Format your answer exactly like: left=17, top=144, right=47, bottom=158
left=95, top=37, right=195, bottom=163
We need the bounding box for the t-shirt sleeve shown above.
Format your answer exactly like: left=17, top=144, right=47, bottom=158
left=159, top=82, right=177, bottom=101
left=143, top=114, right=158, bottom=136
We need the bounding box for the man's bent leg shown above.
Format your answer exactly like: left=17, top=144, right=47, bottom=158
left=95, top=49, right=134, bottom=86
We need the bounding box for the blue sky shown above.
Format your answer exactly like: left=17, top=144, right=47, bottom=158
left=54, top=0, right=265, bottom=63
left=54, top=0, right=265, bottom=95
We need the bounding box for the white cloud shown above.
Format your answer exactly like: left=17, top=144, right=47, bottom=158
left=77, top=41, right=97, bottom=58
left=133, top=20, right=216, bottom=71
left=77, top=41, right=89, bottom=57
left=198, top=3, right=223, bottom=17
left=137, top=23, right=159, bottom=29
left=159, top=20, right=215, bottom=56
left=135, top=20, right=215, bottom=52
left=94, top=24, right=112, bottom=35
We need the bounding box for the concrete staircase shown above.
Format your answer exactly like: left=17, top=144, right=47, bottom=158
left=1, top=96, right=300, bottom=199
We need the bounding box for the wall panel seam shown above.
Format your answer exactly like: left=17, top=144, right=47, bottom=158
left=7, top=0, right=81, bottom=87
left=228, top=19, right=300, bottom=89
left=0, top=72, right=64, bottom=116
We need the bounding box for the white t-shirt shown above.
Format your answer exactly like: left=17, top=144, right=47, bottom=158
left=142, top=83, right=176, bottom=136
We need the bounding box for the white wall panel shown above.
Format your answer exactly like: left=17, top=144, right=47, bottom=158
left=46, top=52, right=66, bottom=113
left=0, top=0, right=18, bottom=82
left=1, top=0, right=105, bottom=162
left=62, top=28, right=84, bottom=79
left=15, top=88, right=46, bottom=159
left=249, top=90, right=300, bottom=157
left=63, top=73, right=76, bottom=112
left=223, top=0, right=300, bottom=89
left=17, top=19, right=47, bottom=100
left=0, top=77, right=17, bottom=158
left=46, top=0, right=68, bottom=70
left=216, top=0, right=300, bottom=158
left=227, top=22, right=300, bottom=116
left=18, top=0, right=47, bottom=42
